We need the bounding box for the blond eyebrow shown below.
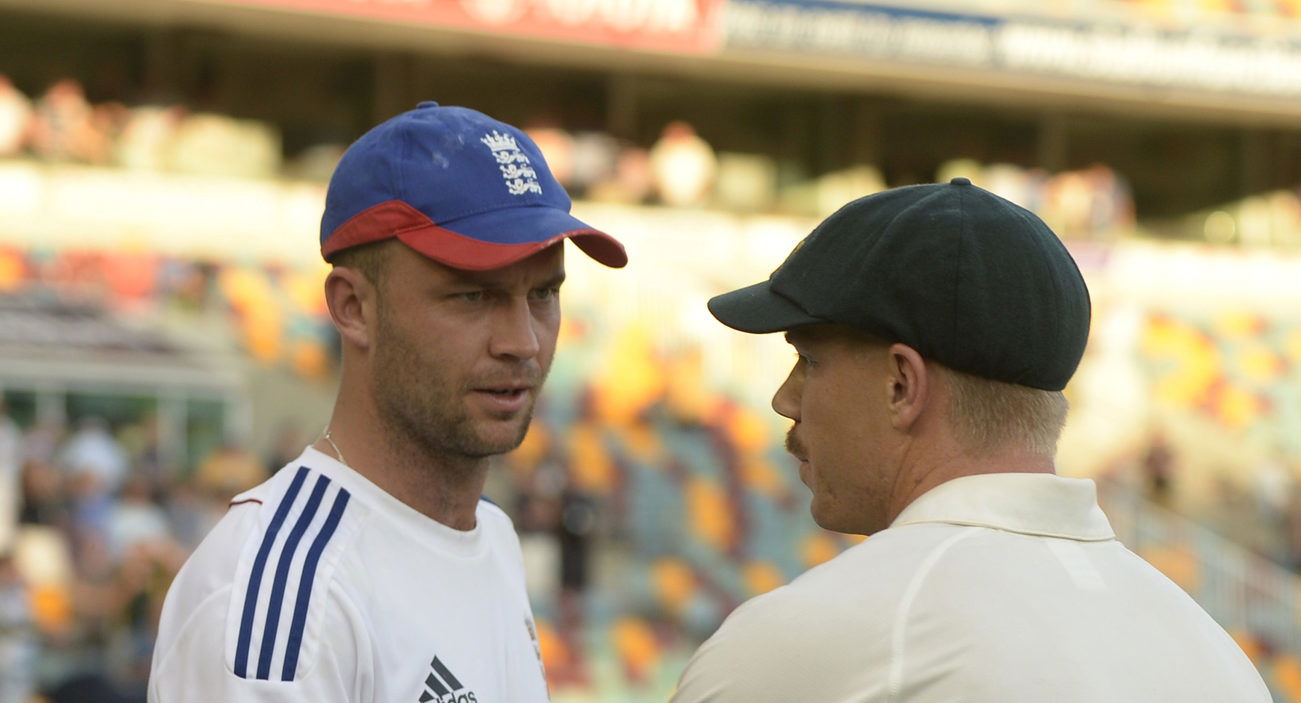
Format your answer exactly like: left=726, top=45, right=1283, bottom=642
left=536, top=272, right=567, bottom=289
left=451, top=269, right=566, bottom=290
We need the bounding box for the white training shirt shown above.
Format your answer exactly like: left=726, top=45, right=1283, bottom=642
left=149, top=447, right=548, bottom=703
left=672, top=472, right=1271, bottom=703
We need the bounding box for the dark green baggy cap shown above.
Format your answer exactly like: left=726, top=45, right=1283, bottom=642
left=708, top=177, right=1091, bottom=391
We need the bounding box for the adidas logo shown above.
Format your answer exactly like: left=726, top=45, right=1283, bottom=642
left=417, top=656, right=477, bottom=703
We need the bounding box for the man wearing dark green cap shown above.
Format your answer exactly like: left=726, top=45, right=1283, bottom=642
left=670, top=179, right=1269, bottom=702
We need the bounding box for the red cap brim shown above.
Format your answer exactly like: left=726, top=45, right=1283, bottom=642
left=322, top=200, right=627, bottom=270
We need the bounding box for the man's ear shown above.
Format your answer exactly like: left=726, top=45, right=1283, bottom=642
left=886, top=343, right=930, bottom=431
left=324, top=267, right=376, bottom=351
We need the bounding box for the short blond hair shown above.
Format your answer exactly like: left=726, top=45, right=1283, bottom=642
left=828, top=325, right=1068, bottom=456
left=936, top=366, right=1069, bottom=457
left=330, top=240, right=392, bottom=293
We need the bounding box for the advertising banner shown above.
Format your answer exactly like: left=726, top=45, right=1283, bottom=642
left=726, top=0, right=1301, bottom=99
left=214, top=0, right=726, bottom=53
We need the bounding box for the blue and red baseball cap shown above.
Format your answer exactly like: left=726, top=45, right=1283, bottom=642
left=320, top=102, right=627, bottom=270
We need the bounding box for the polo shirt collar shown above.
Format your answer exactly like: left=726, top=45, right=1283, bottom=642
left=890, top=472, right=1115, bottom=541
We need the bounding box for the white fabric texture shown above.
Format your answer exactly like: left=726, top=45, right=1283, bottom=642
left=671, top=472, right=1271, bottom=703
left=150, top=447, right=548, bottom=703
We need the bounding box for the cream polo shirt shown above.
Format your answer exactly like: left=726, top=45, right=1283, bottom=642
left=672, top=473, right=1270, bottom=703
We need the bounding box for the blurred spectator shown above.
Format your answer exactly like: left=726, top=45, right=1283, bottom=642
left=44, top=674, right=136, bottom=703
left=0, top=75, right=31, bottom=157
left=1286, top=476, right=1301, bottom=573
left=556, top=486, right=597, bottom=676
left=105, top=535, right=185, bottom=695
left=22, top=412, right=64, bottom=470
left=0, top=553, right=35, bottom=703
left=558, top=488, right=596, bottom=597
left=649, top=121, right=716, bottom=208
left=105, top=477, right=170, bottom=564
left=66, top=469, right=115, bottom=577
left=1252, top=450, right=1292, bottom=528
left=193, top=440, right=266, bottom=500
left=588, top=145, right=652, bottom=205
left=116, top=414, right=165, bottom=498
left=524, top=121, right=575, bottom=186
left=1205, top=470, right=1250, bottom=544
left=115, top=105, right=184, bottom=172
left=48, top=481, right=183, bottom=702
left=516, top=490, right=561, bottom=611
left=30, top=79, right=112, bottom=164
left=20, top=454, right=68, bottom=530
left=570, top=131, right=620, bottom=197
left=1142, top=428, right=1176, bottom=508
left=0, top=397, right=21, bottom=555
left=57, top=416, right=128, bottom=499
left=160, top=478, right=223, bottom=551
left=264, top=421, right=308, bottom=474
left=58, top=418, right=128, bottom=570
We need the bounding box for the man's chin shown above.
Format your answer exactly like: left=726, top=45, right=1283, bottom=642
left=809, top=500, right=853, bottom=536
left=470, top=416, right=534, bottom=456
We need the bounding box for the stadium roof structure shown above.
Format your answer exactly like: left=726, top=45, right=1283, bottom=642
left=0, top=0, right=1298, bottom=125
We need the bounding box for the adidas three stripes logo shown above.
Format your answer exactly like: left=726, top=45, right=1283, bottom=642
left=419, top=656, right=477, bottom=703
left=234, top=466, right=352, bottom=682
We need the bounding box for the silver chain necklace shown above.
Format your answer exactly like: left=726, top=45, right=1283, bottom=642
left=321, top=427, right=348, bottom=466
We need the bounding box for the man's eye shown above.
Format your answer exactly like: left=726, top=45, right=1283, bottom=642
left=529, top=287, right=559, bottom=301
left=456, top=291, right=485, bottom=302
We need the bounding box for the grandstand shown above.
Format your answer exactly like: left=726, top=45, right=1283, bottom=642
left=0, top=0, right=1298, bottom=700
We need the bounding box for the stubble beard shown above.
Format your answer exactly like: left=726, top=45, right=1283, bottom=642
left=373, top=312, right=541, bottom=465
left=785, top=427, right=807, bottom=459
left=788, top=425, right=868, bottom=535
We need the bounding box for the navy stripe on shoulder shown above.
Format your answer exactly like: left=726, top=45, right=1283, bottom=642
left=257, top=474, right=332, bottom=680
left=281, top=487, right=351, bottom=681
left=478, top=494, right=498, bottom=507
left=234, top=466, right=310, bottom=678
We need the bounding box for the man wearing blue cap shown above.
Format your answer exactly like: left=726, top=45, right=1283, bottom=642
left=671, top=179, right=1269, bottom=702
left=150, top=103, right=626, bottom=702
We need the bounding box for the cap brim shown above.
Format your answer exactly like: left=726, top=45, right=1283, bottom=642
left=707, top=280, right=822, bottom=334
left=401, top=205, right=626, bottom=271
left=324, top=199, right=628, bottom=270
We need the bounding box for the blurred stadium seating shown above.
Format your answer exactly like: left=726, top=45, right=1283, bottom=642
left=0, top=0, right=1299, bottom=700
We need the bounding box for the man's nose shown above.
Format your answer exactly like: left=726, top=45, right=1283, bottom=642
left=489, top=297, right=541, bottom=361
left=772, top=365, right=802, bottom=421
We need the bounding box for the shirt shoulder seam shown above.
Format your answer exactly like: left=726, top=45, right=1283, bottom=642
left=886, top=529, right=979, bottom=702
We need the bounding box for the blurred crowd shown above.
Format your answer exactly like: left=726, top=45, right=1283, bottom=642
left=1092, top=427, right=1301, bottom=701
left=0, top=73, right=283, bottom=180
left=1128, top=428, right=1301, bottom=572
left=0, top=69, right=1145, bottom=236
left=1, top=63, right=1299, bottom=702
left=2, top=353, right=1301, bottom=700
left=0, top=398, right=281, bottom=703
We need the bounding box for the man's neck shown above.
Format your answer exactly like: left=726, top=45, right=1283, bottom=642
left=319, top=399, right=488, bottom=531
left=888, top=436, right=1056, bottom=527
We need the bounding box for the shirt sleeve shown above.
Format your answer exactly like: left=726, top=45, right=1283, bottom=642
left=148, top=581, right=370, bottom=703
